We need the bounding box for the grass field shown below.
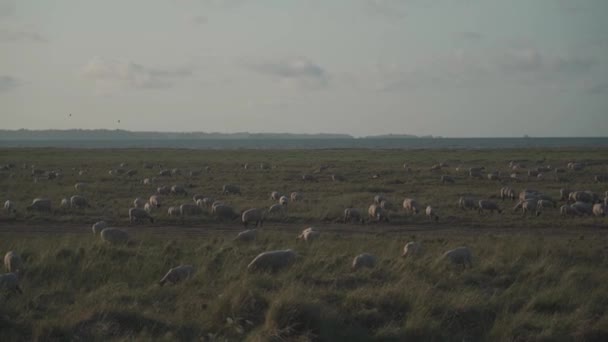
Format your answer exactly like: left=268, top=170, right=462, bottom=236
left=1, top=148, right=608, bottom=341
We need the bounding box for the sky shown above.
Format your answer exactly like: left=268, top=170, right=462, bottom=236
left=1, top=0, right=607, bottom=137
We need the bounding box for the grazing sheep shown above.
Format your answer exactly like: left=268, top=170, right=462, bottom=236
left=478, top=200, right=502, bottom=214
left=4, top=200, right=16, bottom=214
left=592, top=203, right=606, bottom=217
left=297, top=227, right=320, bottom=242
left=458, top=197, right=476, bottom=210
left=149, top=195, right=162, bottom=208
left=402, top=198, right=420, bottom=214
left=344, top=208, right=363, bottom=223
left=510, top=173, right=520, bottom=181
left=74, top=182, right=88, bottom=191
left=242, top=208, right=264, bottom=228
left=302, top=174, right=317, bottom=182
left=352, top=253, right=377, bottom=270
left=270, top=191, right=282, bottom=201
left=159, top=265, right=195, bottom=286
left=402, top=242, right=423, bottom=258
left=290, top=192, right=303, bottom=202
left=100, top=228, right=130, bottom=245
left=373, top=194, right=386, bottom=205
left=521, top=200, right=539, bottom=216
left=222, top=184, right=241, bottom=195
left=144, top=203, right=152, bottom=213
left=92, top=221, right=107, bottom=235
left=69, top=195, right=89, bottom=209
left=568, top=162, right=584, bottom=171
left=60, top=198, right=69, bottom=208
left=425, top=206, right=439, bottom=221
left=380, top=200, right=393, bottom=211
left=126, top=169, right=137, bottom=177
left=560, top=204, right=580, bottom=217
left=159, top=169, right=171, bottom=177
left=143, top=178, right=153, bottom=185
left=571, top=201, right=593, bottom=216
left=201, top=197, right=215, bottom=208
left=171, top=185, right=187, bottom=196
left=168, top=206, right=181, bottom=217
left=157, top=186, right=170, bottom=195
left=180, top=203, right=202, bottom=216
left=500, top=187, right=516, bottom=201
left=4, top=251, right=23, bottom=273
left=368, top=204, right=389, bottom=222
left=234, top=229, right=257, bottom=242
left=0, top=273, right=22, bottom=294
left=213, top=204, right=238, bottom=221
left=129, top=208, right=154, bottom=223
left=279, top=196, right=289, bottom=206
left=247, top=249, right=297, bottom=272
left=441, top=247, right=473, bottom=268
left=440, top=175, right=455, bottom=184
left=268, top=203, right=286, bottom=217
left=568, top=191, right=598, bottom=204
left=192, top=194, right=205, bottom=203
left=133, top=197, right=147, bottom=208
left=26, top=198, right=52, bottom=212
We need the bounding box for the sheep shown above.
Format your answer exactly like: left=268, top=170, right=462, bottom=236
left=0, top=273, right=22, bottom=294
left=559, top=204, right=578, bottom=217
left=344, top=208, right=363, bottom=223
left=126, top=169, right=137, bottom=177
left=458, top=197, right=476, bottom=210
left=171, top=185, right=187, bottom=196
left=510, top=173, right=520, bottom=181
left=500, top=187, right=516, bottom=201
left=571, top=201, right=593, bottom=216
left=559, top=188, right=570, bottom=201
left=402, top=242, right=423, bottom=258
left=568, top=162, right=584, bottom=171
left=297, top=227, right=320, bottom=242
left=100, top=228, right=130, bottom=245
left=4, top=200, right=16, bottom=214
left=352, top=253, right=377, bottom=270
left=569, top=191, right=598, bottom=204
left=222, top=184, right=241, bottom=195
left=133, top=197, right=147, bottom=208
left=290, top=192, right=303, bottom=202
left=168, top=206, right=181, bottom=217
left=592, top=203, right=606, bottom=217
left=234, top=229, right=257, bottom=242
left=247, top=249, right=297, bottom=272
left=368, top=204, right=389, bottom=222
left=242, top=208, right=264, bottom=228
left=487, top=172, right=500, bottom=181
left=4, top=251, right=23, bottom=273
left=373, top=194, right=386, bottom=205
left=192, top=194, right=206, bottom=203
left=441, top=247, right=473, bottom=268
left=440, top=175, right=455, bottom=184
left=92, top=221, right=107, bottom=234
left=171, top=168, right=181, bottom=176
left=537, top=173, right=544, bottom=180
left=279, top=196, right=289, bottom=206
left=143, top=178, right=153, bottom=185
left=213, top=204, right=238, bottom=221
left=425, top=206, right=439, bottom=221
left=149, top=195, right=162, bottom=208
left=478, top=200, right=502, bottom=214
left=159, top=265, right=195, bottom=286
left=521, top=200, right=539, bottom=216
left=26, top=198, right=52, bottom=212
left=180, top=203, right=202, bottom=216
left=70, top=195, right=89, bottom=209
left=157, top=186, right=170, bottom=195
left=380, top=200, right=393, bottom=211
left=60, top=198, right=69, bottom=208
left=144, top=203, right=152, bottom=213
left=74, top=182, right=88, bottom=191
left=129, top=207, right=154, bottom=223
left=402, top=198, right=420, bottom=214
left=158, top=169, right=171, bottom=177
left=268, top=203, right=286, bottom=217
left=270, top=191, right=282, bottom=201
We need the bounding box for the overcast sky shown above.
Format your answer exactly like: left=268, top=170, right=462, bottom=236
left=1, top=0, right=607, bottom=137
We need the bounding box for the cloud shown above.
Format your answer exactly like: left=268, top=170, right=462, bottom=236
left=0, top=28, right=47, bottom=42
left=192, top=15, right=207, bottom=24
left=0, top=75, right=19, bottom=92
left=584, top=82, right=608, bottom=95
left=456, top=31, right=484, bottom=42
left=80, top=57, right=193, bottom=89
left=245, top=56, right=329, bottom=89
left=0, top=0, right=15, bottom=19
left=364, top=0, right=409, bottom=19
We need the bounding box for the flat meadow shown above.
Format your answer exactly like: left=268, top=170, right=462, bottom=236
left=1, top=148, right=608, bottom=341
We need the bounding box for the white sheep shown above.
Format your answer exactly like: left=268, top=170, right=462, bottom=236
left=458, top=197, right=476, bottom=210
left=149, top=195, right=162, bottom=208
left=402, top=198, right=420, bottom=214
left=247, top=249, right=297, bottom=272
left=0, top=273, right=22, bottom=294
left=91, top=221, right=107, bottom=235
left=180, top=203, right=202, bottom=216
left=242, top=208, right=264, bottom=228
left=234, top=229, right=257, bottom=242
left=592, top=203, right=606, bottom=217
left=171, top=185, right=187, bottom=196
left=297, top=227, right=320, bottom=242
left=100, top=228, right=130, bottom=245
left=70, top=195, right=89, bottom=209
left=368, top=204, right=388, bottom=222
left=571, top=201, right=593, bottom=215
left=168, top=206, right=181, bottom=217
left=270, top=191, right=282, bottom=201
left=268, top=203, right=286, bottom=217
left=402, top=242, right=423, bottom=258
left=74, top=182, right=88, bottom=192
left=60, top=198, right=69, bottom=208
left=129, top=207, right=154, bottom=223
left=133, top=197, right=147, bottom=208
left=4, top=251, right=23, bottom=273
left=441, top=247, right=473, bottom=268
left=279, top=195, right=289, bottom=206
left=4, top=200, right=16, bottom=214
left=425, top=205, right=439, bottom=221
left=213, top=204, right=238, bottom=221
left=478, top=200, right=502, bottom=214
left=26, top=198, right=52, bottom=212
left=290, top=192, right=303, bottom=202
left=159, top=265, right=195, bottom=286
left=344, top=208, right=363, bottom=223
left=144, top=202, right=152, bottom=213
left=352, top=253, right=377, bottom=270
left=560, top=204, right=580, bottom=217
left=222, top=184, right=241, bottom=195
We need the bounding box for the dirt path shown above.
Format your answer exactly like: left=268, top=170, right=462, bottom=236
left=0, top=222, right=605, bottom=237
